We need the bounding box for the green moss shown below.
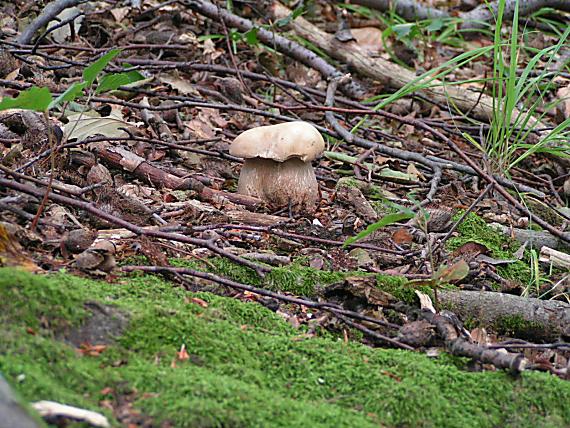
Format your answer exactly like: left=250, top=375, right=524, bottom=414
left=337, top=177, right=393, bottom=201
left=494, top=315, right=546, bottom=339
left=266, top=266, right=345, bottom=296
left=172, top=257, right=345, bottom=297
left=1, top=268, right=570, bottom=427
left=376, top=274, right=435, bottom=304
left=447, top=213, right=531, bottom=282
left=171, top=257, right=263, bottom=286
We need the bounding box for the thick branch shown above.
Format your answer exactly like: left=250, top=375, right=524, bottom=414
left=440, top=290, right=570, bottom=342
left=352, top=0, right=570, bottom=31
left=272, top=2, right=532, bottom=123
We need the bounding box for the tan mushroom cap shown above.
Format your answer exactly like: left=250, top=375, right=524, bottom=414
left=230, top=121, right=325, bottom=162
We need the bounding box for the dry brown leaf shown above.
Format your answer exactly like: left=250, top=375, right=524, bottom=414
left=392, top=228, right=413, bottom=244
left=351, top=27, right=383, bottom=55
left=176, top=344, right=190, bottom=361
left=191, top=297, right=209, bottom=308
left=556, top=84, right=570, bottom=120
left=0, top=223, right=40, bottom=271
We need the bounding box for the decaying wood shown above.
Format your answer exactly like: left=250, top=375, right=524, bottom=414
left=94, top=145, right=204, bottom=190
left=461, top=0, right=570, bottom=31
left=439, top=290, right=570, bottom=341
left=490, top=222, right=568, bottom=249
left=420, top=310, right=528, bottom=372
left=351, top=0, right=570, bottom=32
left=92, top=144, right=262, bottom=208
left=225, top=209, right=290, bottom=226
left=241, top=252, right=291, bottom=266
left=272, top=2, right=531, bottom=124
left=32, top=401, right=110, bottom=428
left=185, top=0, right=365, bottom=99
left=539, top=246, right=570, bottom=269
left=201, top=187, right=263, bottom=209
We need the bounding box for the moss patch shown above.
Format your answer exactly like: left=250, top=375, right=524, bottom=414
left=171, top=257, right=345, bottom=297
left=494, top=315, right=547, bottom=340
left=447, top=213, right=531, bottom=282
left=1, top=268, right=569, bottom=427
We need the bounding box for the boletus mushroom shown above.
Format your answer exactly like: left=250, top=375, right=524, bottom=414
left=230, top=121, right=325, bottom=213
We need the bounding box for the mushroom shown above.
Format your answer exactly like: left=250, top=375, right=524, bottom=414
left=230, top=121, right=325, bottom=212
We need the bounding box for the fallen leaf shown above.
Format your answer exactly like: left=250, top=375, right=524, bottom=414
left=392, top=228, right=413, bottom=244
left=78, top=343, right=107, bottom=356
left=351, top=27, right=383, bottom=55
left=64, top=109, right=135, bottom=142
left=434, top=259, right=469, bottom=283
left=452, top=241, right=489, bottom=258
left=177, top=344, right=190, bottom=361
left=110, top=6, right=130, bottom=22
left=415, top=290, right=435, bottom=313
left=158, top=73, right=201, bottom=96
left=48, top=7, right=84, bottom=43
left=470, top=327, right=490, bottom=345
left=406, top=163, right=426, bottom=181
left=0, top=223, right=40, bottom=272
left=191, top=297, right=209, bottom=308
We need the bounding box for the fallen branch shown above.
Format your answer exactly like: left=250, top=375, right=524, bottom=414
left=272, top=2, right=532, bottom=124
left=183, top=0, right=365, bottom=99
left=91, top=144, right=262, bottom=208
left=351, top=0, right=570, bottom=32
left=439, top=290, right=570, bottom=341
left=539, top=246, right=570, bottom=270
left=420, top=310, right=528, bottom=373
left=461, top=0, right=570, bottom=31
left=32, top=401, right=109, bottom=428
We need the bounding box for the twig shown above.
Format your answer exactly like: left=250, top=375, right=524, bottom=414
left=17, top=0, right=86, bottom=45
left=191, top=223, right=405, bottom=254
left=421, top=310, right=527, bottom=373
left=183, top=0, right=366, bottom=99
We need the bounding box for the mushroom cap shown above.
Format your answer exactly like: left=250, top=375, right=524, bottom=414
left=230, top=121, right=325, bottom=162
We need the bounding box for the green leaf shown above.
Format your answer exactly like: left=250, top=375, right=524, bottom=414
left=49, top=81, right=88, bottom=109
left=83, top=49, right=121, bottom=85
left=343, top=211, right=415, bottom=247
left=276, top=5, right=305, bottom=27
left=0, top=87, right=52, bottom=112
left=392, top=23, right=414, bottom=39
left=95, top=71, right=144, bottom=94
left=426, top=19, right=444, bottom=32
left=433, top=259, right=469, bottom=283
left=244, top=27, right=259, bottom=46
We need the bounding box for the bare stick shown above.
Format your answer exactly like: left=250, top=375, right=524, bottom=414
left=183, top=0, right=365, bottom=99
left=17, top=0, right=86, bottom=45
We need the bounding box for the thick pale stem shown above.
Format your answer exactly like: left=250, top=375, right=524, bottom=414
left=237, top=158, right=319, bottom=212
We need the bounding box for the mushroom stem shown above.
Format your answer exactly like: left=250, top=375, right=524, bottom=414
left=237, top=157, right=320, bottom=212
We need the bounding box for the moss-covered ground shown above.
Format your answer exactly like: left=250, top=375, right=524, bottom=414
left=446, top=212, right=531, bottom=283
left=1, top=267, right=569, bottom=427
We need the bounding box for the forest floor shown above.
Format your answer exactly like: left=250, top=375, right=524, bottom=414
left=0, top=0, right=569, bottom=427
